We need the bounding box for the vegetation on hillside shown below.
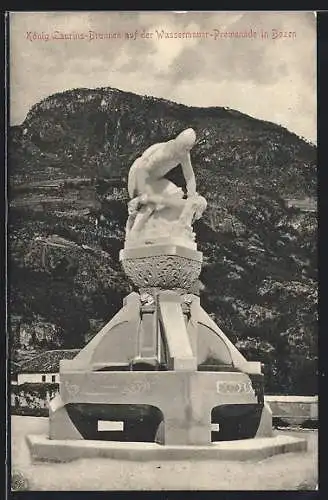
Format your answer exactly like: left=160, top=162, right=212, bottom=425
left=9, top=87, right=317, bottom=394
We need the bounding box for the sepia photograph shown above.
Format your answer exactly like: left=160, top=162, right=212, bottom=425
left=8, top=10, right=317, bottom=491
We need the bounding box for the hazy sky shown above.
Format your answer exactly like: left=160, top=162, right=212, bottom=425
left=10, top=11, right=317, bottom=143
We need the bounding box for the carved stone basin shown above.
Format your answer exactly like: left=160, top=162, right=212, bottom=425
left=119, top=244, right=203, bottom=289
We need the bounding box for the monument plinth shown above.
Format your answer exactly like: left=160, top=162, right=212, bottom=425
left=27, top=127, right=307, bottom=460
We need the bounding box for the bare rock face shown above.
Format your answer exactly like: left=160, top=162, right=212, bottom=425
left=9, top=86, right=317, bottom=394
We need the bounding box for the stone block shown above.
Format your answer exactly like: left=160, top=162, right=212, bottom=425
left=49, top=394, right=83, bottom=440
left=255, top=402, right=273, bottom=438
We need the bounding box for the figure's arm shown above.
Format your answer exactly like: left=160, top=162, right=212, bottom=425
left=136, top=167, right=152, bottom=196
left=128, top=160, right=139, bottom=199
left=181, top=153, right=197, bottom=196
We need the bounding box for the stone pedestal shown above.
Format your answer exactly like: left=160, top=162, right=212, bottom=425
left=26, top=132, right=308, bottom=463
left=46, top=245, right=273, bottom=446
left=27, top=241, right=277, bottom=454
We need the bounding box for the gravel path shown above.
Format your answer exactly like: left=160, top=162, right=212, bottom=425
left=10, top=416, right=318, bottom=491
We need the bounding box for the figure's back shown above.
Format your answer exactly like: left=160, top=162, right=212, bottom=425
left=127, top=130, right=194, bottom=198
left=128, top=140, right=172, bottom=198
left=141, top=142, right=165, bottom=159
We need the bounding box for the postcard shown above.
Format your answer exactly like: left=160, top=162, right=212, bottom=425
left=8, top=11, right=317, bottom=492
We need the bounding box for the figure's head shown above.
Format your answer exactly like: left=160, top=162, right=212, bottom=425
left=175, top=128, right=196, bottom=152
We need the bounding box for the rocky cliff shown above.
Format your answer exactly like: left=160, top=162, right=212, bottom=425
left=9, top=86, right=317, bottom=394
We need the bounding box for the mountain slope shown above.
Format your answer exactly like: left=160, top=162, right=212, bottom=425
left=9, top=86, right=317, bottom=394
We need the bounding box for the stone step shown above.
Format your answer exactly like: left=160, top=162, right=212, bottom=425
left=26, top=433, right=307, bottom=463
